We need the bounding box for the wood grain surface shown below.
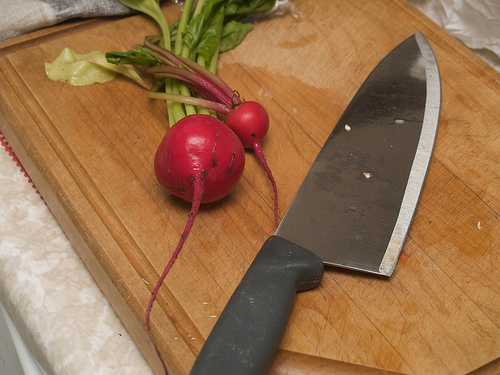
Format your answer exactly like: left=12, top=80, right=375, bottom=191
left=1, top=0, right=499, bottom=374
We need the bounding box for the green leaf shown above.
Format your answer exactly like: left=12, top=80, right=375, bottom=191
left=195, top=4, right=225, bottom=61
left=183, top=0, right=225, bottom=58
left=105, top=46, right=162, bottom=66
left=45, top=47, right=149, bottom=88
left=219, top=20, right=253, bottom=52
left=225, top=0, right=276, bottom=18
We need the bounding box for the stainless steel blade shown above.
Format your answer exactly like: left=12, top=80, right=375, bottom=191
left=275, top=32, right=441, bottom=276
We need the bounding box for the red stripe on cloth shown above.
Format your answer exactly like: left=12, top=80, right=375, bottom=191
left=1, top=130, right=43, bottom=199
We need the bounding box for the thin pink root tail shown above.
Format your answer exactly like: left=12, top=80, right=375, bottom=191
left=145, top=178, right=205, bottom=375
left=252, top=141, right=279, bottom=227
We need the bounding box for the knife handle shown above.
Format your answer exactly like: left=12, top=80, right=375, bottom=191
left=190, top=235, right=324, bottom=375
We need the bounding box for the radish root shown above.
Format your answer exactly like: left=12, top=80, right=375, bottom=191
left=146, top=177, right=204, bottom=374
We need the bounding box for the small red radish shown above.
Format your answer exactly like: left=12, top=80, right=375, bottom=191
left=147, top=114, right=245, bottom=372
left=224, top=101, right=269, bottom=148
left=224, top=101, right=278, bottom=227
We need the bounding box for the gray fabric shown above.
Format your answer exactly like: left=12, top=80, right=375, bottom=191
left=0, top=0, right=135, bottom=42
left=40, top=0, right=134, bottom=20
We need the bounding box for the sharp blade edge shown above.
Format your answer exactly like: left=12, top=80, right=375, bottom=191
left=379, top=33, right=441, bottom=275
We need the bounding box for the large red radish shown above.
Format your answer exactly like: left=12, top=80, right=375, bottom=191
left=145, top=41, right=280, bottom=227
left=154, top=114, right=245, bottom=204
left=148, top=114, right=245, bottom=373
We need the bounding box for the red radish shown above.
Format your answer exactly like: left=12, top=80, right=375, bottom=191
left=224, top=101, right=278, bottom=227
left=145, top=40, right=279, bottom=226
left=154, top=114, right=245, bottom=204
left=147, top=114, right=245, bottom=373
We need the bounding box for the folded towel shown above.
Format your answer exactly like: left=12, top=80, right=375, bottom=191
left=0, top=0, right=135, bottom=42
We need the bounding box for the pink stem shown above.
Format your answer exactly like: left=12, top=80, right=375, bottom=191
left=149, top=66, right=233, bottom=107
left=148, top=91, right=231, bottom=115
left=252, top=141, right=279, bottom=227
left=145, top=178, right=205, bottom=375
left=144, top=37, right=240, bottom=107
left=145, top=37, right=185, bottom=67
left=146, top=37, right=235, bottom=100
left=175, top=54, right=238, bottom=102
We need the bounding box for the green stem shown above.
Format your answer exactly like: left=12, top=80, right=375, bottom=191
left=169, top=78, right=186, bottom=123
left=166, top=79, right=176, bottom=124
left=194, top=39, right=211, bottom=116
left=157, top=16, right=170, bottom=49
left=173, top=0, right=196, bottom=121
left=208, top=40, right=220, bottom=74
left=194, top=16, right=219, bottom=117
left=157, top=4, right=174, bottom=125
left=193, top=0, right=205, bottom=15
left=174, top=0, right=194, bottom=55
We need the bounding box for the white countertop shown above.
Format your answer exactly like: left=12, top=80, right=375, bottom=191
left=0, top=134, right=153, bottom=374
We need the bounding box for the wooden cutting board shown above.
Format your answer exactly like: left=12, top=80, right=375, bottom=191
left=1, top=0, right=499, bottom=374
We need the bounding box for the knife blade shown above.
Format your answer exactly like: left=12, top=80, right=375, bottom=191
left=190, top=32, right=441, bottom=375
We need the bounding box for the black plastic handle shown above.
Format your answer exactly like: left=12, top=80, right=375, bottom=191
left=190, top=235, right=324, bottom=375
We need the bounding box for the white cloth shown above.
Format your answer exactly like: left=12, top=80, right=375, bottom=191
left=0, top=0, right=134, bottom=41
left=409, top=0, right=500, bottom=72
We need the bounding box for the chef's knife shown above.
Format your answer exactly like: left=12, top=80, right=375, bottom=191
left=190, top=32, right=441, bottom=375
